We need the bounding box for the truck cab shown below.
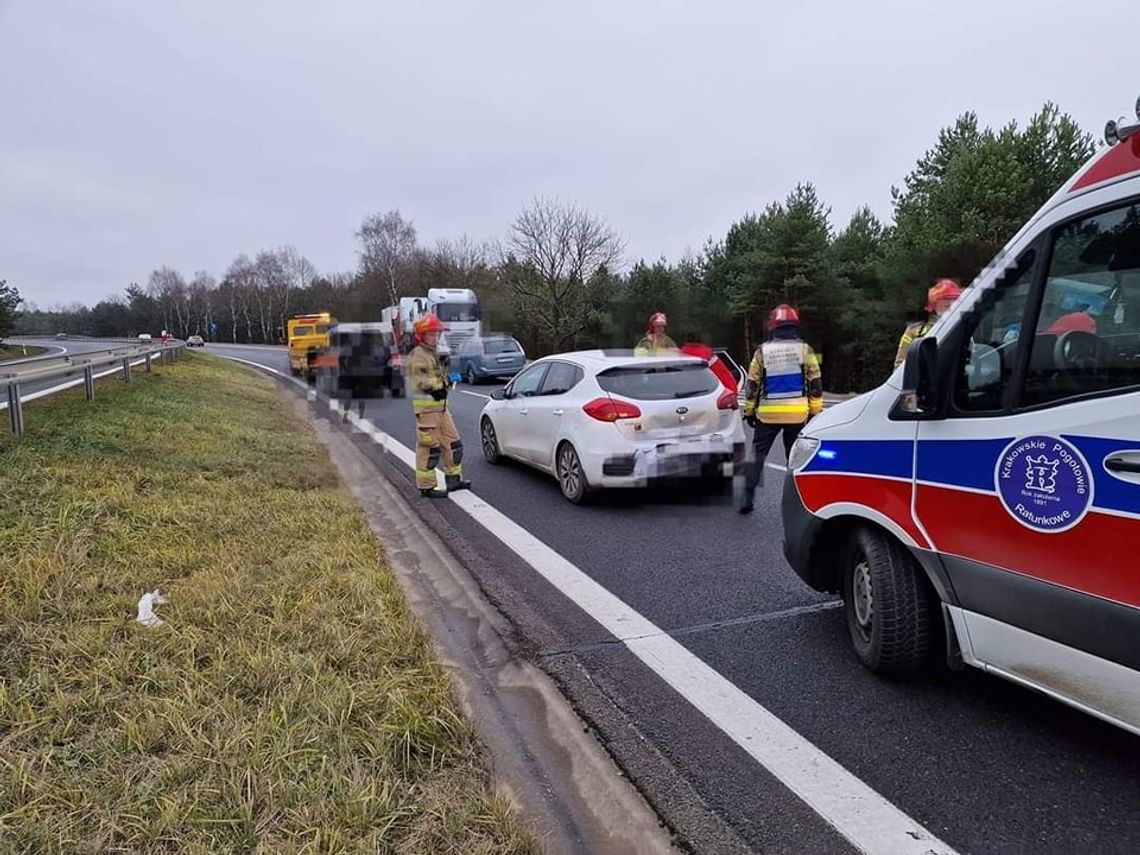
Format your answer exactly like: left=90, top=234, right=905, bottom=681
left=782, top=102, right=1140, bottom=735
left=427, top=288, right=481, bottom=353
left=287, top=313, right=335, bottom=379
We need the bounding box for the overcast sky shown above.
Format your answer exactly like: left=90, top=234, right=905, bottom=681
left=2, top=0, right=1135, bottom=307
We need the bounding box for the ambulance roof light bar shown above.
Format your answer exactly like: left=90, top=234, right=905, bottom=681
left=1103, top=94, right=1140, bottom=146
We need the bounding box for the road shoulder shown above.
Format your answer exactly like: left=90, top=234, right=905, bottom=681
left=303, top=393, right=677, bottom=854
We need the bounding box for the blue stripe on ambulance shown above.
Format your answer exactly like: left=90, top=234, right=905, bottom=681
left=800, top=440, right=914, bottom=480
left=1066, top=436, right=1140, bottom=516
left=915, top=439, right=1012, bottom=491
left=801, top=437, right=1139, bottom=516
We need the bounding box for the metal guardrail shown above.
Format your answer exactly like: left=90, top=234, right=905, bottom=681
left=1, top=342, right=186, bottom=438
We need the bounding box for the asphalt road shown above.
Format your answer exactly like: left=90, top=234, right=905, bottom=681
left=1, top=337, right=158, bottom=401
left=209, top=344, right=1140, bottom=854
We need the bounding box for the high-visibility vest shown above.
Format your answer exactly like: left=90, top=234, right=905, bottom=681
left=408, top=345, right=447, bottom=413
left=894, top=320, right=934, bottom=368
left=634, top=333, right=678, bottom=356
left=758, top=340, right=809, bottom=424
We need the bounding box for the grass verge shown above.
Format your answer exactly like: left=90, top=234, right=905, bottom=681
left=0, top=345, right=48, bottom=362
left=0, top=354, right=536, bottom=854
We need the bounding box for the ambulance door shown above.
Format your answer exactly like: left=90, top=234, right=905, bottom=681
left=914, top=197, right=1140, bottom=729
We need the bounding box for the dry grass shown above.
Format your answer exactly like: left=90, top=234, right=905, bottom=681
left=0, top=354, right=537, bottom=854
left=0, top=345, right=48, bottom=362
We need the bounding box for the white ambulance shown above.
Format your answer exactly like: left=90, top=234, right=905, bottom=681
left=782, top=97, right=1140, bottom=735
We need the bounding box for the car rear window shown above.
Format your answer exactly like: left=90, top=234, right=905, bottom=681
left=597, top=363, right=719, bottom=400
left=483, top=338, right=520, bottom=355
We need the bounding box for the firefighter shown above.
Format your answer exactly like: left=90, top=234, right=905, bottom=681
left=634, top=312, right=679, bottom=355
left=408, top=314, right=470, bottom=499
left=739, top=304, right=823, bottom=514
left=894, top=279, right=962, bottom=368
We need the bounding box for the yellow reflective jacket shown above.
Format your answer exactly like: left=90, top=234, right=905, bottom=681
left=408, top=345, right=448, bottom=413
left=634, top=333, right=679, bottom=356
left=894, top=320, right=933, bottom=368
left=742, top=338, right=824, bottom=425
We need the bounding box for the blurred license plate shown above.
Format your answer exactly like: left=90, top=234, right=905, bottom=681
left=658, top=453, right=700, bottom=475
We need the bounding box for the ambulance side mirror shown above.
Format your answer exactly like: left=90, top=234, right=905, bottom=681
left=894, top=337, right=940, bottom=419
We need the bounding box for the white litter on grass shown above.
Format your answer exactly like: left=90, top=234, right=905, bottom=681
left=136, top=589, right=168, bottom=628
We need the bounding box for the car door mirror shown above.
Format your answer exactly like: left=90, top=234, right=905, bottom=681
left=491, top=388, right=507, bottom=401
left=894, top=337, right=941, bottom=419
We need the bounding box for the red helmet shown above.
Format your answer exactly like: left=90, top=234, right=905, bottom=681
left=647, top=312, right=668, bottom=330
left=413, top=314, right=447, bottom=342
left=768, top=304, right=800, bottom=329
left=927, top=279, right=962, bottom=312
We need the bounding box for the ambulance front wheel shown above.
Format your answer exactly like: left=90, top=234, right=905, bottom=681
left=843, top=527, right=935, bottom=674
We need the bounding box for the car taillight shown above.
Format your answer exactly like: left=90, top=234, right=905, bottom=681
left=583, top=397, right=641, bottom=422
left=717, top=389, right=738, bottom=410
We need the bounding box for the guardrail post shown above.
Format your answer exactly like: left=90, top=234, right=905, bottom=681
left=7, top=384, right=24, bottom=438
left=84, top=366, right=95, bottom=400
left=145, top=353, right=152, bottom=373
left=122, top=358, right=132, bottom=383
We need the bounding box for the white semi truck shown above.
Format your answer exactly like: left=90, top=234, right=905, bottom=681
left=384, top=288, right=482, bottom=356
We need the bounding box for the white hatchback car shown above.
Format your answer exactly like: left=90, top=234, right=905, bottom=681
left=479, top=350, right=747, bottom=503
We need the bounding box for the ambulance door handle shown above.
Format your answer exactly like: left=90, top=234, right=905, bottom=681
left=519, top=409, right=528, bottom=416
left=1105, top=454, right=1140, bottom=474
left=552, top=409, right=563, bottom=416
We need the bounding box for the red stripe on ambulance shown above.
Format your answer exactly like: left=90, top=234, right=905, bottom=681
left=1070, top=134, right=1140, bottom=192
left=917, top=484, right=1140, bottom=609
left=796, top=474, right=930, bottom=549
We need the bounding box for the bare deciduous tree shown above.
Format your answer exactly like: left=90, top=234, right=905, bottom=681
left=433, top=235, right=491, bottom=289
left=356, top=210, right=418, bottom=308
left=147, top=266, right=187, bottom=335
left=279, top=245, right=316, bottom=334
left=253, top=250, right=288, bottom=342
left=502, top=198, right=624, bottom=351
left=225, top=255, right=258, bottom=342
left=190, top=271, right=216, bottom=337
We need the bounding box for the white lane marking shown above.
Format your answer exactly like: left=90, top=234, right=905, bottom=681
left=460, top=389, right=491, bottom=399
left=222, top=354, right=287, bottom=376
left=222, top=354, right=956, bottom=854
left=0, top=344, right=68, bottom=365
left=445, top=493, right=953, bottom=855
left=205, top=343, right=287, bottom=351
left=0, top=355, right=155, bottom=411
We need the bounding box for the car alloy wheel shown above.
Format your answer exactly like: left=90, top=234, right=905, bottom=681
left=481, top=418, right=501, bottom=464
left=557, top=443, right=586, bottom=504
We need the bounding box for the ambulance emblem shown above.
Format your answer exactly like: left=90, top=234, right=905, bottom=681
left=996, top=436, right=1093, bottom=533
left=1025, top=455, right=1059, bottom=494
